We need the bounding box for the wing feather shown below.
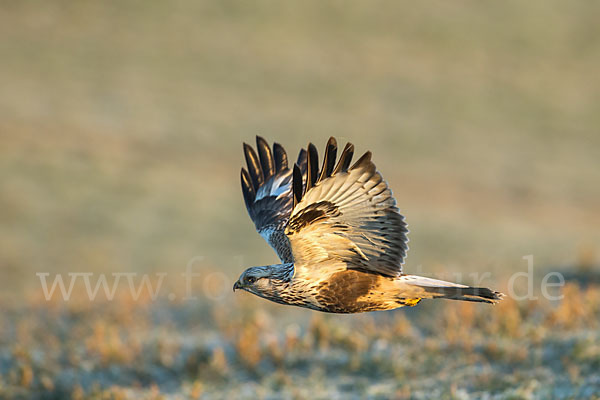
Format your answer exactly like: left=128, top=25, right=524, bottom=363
left=243, top=143, right=264, bottom=189
left=305, top=143, right=319, bottom=193
left=256, top=136, right=275, bottom=179
left=318, top=137, right=337, bottom=182
left=273, top=142, right=288, bottom=172
left=240, top=168, right=255, bottom=214
left=332, top=142, right=354, bottom=175
left=292, top=164, right=303, bottom=209
left=242, top=136, right=306, bottom=263
left=285, top=139, right=408, bottom=277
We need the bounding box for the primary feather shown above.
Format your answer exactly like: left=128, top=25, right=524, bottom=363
left=241, top=136, right=306, bottom=263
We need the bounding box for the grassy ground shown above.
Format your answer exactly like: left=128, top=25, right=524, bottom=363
left=1, top=1, right=599, bottom=398
left=2, top=284, right=600, bottom=399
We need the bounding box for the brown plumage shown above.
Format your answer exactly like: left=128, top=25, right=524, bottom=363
left=234, top=137, right=503, bottom=313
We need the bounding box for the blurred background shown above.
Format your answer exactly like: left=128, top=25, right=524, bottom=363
left=1, top=1, right=599, bottom=399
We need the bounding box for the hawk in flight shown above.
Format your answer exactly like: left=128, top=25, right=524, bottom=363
left=233, top=137, right=502, bottom=313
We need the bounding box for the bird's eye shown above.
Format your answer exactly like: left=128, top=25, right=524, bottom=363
left=246, top=276, right=257, bottom=284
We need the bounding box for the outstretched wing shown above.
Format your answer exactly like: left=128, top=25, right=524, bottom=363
left=241, top=136, right=306, bottom=263
left=285, top=137, right=409, bottom=277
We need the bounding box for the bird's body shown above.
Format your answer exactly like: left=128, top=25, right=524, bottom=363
left=234, top=137, right=502, bottom=313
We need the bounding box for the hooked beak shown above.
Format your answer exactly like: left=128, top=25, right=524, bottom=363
left=233, top=280, right=242, bottom=292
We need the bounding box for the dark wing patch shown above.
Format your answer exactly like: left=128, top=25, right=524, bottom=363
left=286, top=201, right=340, bottom=234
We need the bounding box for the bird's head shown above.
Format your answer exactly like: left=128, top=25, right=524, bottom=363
left=233, top=263, right=293, bottom=299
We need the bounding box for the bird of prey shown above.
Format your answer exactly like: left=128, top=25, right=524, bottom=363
left=233, top=137, right=503, bottom=313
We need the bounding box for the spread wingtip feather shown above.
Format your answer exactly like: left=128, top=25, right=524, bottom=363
left=256, top=136, right=275, bottom=179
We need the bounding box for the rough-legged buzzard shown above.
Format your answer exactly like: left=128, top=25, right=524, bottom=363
left=233, top=137, right=503, bottom=313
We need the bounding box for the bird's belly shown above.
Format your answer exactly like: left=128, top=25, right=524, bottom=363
left=311, top=270, right=405, bottom=313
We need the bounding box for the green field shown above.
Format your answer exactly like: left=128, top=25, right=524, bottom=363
left=1, top=1, right=599, bottom=399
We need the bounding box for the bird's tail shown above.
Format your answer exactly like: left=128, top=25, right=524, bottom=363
left=399, top=275, right=503, bottom=304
